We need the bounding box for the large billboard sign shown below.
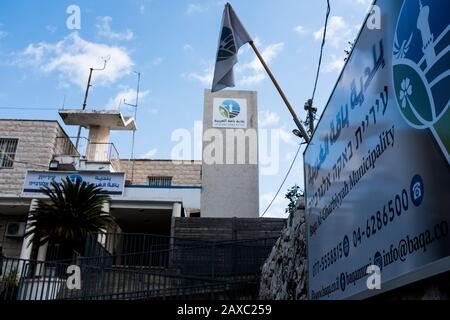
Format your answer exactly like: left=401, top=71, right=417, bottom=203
left=304, top=0, right=450, bottom=299
left=23, top=171, right=125, bottom=196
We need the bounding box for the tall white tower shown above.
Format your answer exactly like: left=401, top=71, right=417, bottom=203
left=201, top=90, right=259, bottom=218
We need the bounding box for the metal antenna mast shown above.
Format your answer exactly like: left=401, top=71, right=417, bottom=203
left=124, top=71, right=141, bottom=182
left=75, top=56, right=110, bottom=149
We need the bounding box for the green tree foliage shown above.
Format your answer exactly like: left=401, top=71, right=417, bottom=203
left=285, top=184, right=304, bottom=215
left=25, top=178, right=116, bottom=253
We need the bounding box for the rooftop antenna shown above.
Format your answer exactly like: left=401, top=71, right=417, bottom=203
left=124, top=71, right=141, bottom=182
left=75, top=56, right=110, bottom=149
left=117, top=98, right=124, bottom=112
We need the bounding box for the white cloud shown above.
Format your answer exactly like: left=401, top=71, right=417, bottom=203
left=323, top=54, right=345, bottom=73
left=260, top=192, right=288, bottom=218
left=185, top=40, right=283, bottom=88
left=238, top=42, right=284, bottom=86
left=141, top=148, right=158, bottom=159
left=152, top=57, right=164, bottom=66
left=279, top=128, right=297, bottom=146
left=184, top=64, right=214, bottom=87
left=18, top=32, right=134, bottom=90
left=238, top=37, right=261, bottom=56
left=46, top=25, right=57, bottom=34
left=105, top=87, right=150, bottom=110
left=139, top=4, right=145, bottom=14
left=293, top=25, right=306, bottom=34
left=186, top=3, right=209, bottom=14
left=183, top=44, right=194, bottom=52
left=314, top=16, right=354, bottom=48
left=259, top=110, right=280, bottom=128
left=246, top=42, right=284, bottom=73
left=238, top=73, right=266, bottom=86
left=96, top=16, right=134, bottom=41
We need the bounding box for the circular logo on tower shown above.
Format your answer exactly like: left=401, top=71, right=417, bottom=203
left=392, top=0, right=450, bottom=163
left=219, top=99, right=241, bottom=119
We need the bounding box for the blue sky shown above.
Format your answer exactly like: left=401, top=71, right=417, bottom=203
left=0, top=0, right=371, bottom=217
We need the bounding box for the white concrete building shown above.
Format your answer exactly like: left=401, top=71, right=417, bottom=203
left=0, top=89, right=264, bottom=261
left=0, top=112, right=201, bottom=261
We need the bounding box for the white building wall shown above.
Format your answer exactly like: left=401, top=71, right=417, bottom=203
left=121, top=186, right=201, bottom=209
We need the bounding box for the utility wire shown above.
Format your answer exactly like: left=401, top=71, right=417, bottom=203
left=261, top=143, right=303, bottom=217
left=311, top=0, right=331, bottom=103
left=0, top=107, right=59, bottom=110
left=0, top=152, right=49, bottom=169
left=261, top=0, right=331, bottom=217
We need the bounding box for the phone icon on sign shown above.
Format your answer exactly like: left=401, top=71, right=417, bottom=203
left=412, top=182, right=422, bottom=201
left=410, top=175, right=424, bottom=207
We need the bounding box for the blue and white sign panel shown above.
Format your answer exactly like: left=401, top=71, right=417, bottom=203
left=23, top=171, right=125, bottom=196
left=305, top=0, right=450, bottom=299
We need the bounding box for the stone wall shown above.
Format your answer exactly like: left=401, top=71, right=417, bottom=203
left=259, top=205, right=308, bottom=300
left=119, top=159, right=202, bottom=186
left=259, top=204, right=450, bottom=300
left=0, top=120, right=71, bottom=196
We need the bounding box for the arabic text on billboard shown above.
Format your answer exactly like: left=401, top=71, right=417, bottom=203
left=304, top=0, right=450, bottom=300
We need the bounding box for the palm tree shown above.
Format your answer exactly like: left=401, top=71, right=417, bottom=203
left=25, top=177, right=116, bottom=259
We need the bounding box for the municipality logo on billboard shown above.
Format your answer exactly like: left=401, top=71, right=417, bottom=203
left=213, top=98, right=247, bottom=128
left=392, top=0, right=450, bottom=164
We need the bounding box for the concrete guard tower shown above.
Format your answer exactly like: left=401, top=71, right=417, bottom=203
left=58, top=109, right=136, bottom=172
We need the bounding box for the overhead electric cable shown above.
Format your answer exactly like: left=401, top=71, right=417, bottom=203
left=260, top=143, right=302, bottom=217
left=0, top=107, right=59, bottom=110
left=311, top=0, right=331, bottom=103
left=261, top=0, right=332, bottom=217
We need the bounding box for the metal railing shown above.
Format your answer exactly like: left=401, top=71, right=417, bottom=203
left=53, top=137, right=120, bottom=171
left=86, top=142, right=119, bottom=163
left=54, top=137, right=85, bottom=157
left=80, top=233, right=278, bottom=278
left=0, top=257, right=260, bottom=300
left=0, top=257, right=242, bottom=300
left=0, top=234, right=278, bottom=300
